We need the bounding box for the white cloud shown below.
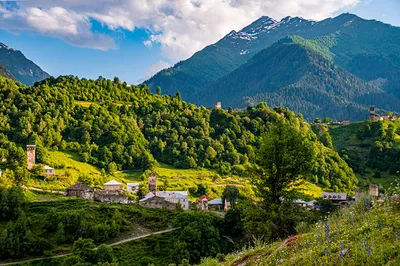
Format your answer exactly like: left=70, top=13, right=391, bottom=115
left=0, top=0, right=360, bottom=57
left=137, top=60, right=171, bottom=83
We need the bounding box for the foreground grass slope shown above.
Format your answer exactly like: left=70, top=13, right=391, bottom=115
left=199, top=195, right=400, bottom=266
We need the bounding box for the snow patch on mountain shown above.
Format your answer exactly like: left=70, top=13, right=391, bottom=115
left=0, top=42, right=16, bottom=51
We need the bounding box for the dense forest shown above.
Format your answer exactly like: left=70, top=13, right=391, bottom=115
left=331, top=120, right=400, bottom=178
left=0, top=75, right=357, bottom=192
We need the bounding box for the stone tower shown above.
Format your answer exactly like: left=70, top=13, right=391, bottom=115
left=369, top=106, right=375, bottom=121
left=215, top=102, right=222, bottom=109
left=26, top=145, right=36, bottom=170
left=354, top=188, right=363, bottom=200
left=148, top=172, right=157, bottom=193
left=369, top=184, right=378, bottom=197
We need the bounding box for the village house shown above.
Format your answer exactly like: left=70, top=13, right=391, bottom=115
left=127, top=183, right=139, bottom=193
left=94, top=190, right=128, bottom=204
left=139, top=195, right=177, bottom=210
left=197, top=195, right=210, bottom=211
left=369, top=184, right=379, bottom=197
left=43, top=165, right=55, bottom=177
left=321, top=192, right=349, bottom=208
left=295, top=199, right=307, bottom=208
left=369, top=106, right=399, bottom=121
left=104, top=180, right=123, bottom=191
left=208, top=198, right=224, bottom=210
left=1, top=157, right=7, bottom=162
left=140, top=191, right=190, bottom=210
left=215, top=101, right=222, bottom=109
left=65, top=182, right=94, bottom=200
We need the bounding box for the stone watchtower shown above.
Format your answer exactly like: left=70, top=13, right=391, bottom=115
left=369, top=184, right=378, bottom=197
left=215, top=102, right=222, bottom=109
left=26, top=145, right=36, bottom=170
left=369, top=106, right=375, bottom=121
left=148, top=172, right=157, bottom=193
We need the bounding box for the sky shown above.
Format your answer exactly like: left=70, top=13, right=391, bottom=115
left=0, top=0, right=398, bottom=85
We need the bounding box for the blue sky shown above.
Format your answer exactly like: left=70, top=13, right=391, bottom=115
left=0, top=0, right=398, bottom=85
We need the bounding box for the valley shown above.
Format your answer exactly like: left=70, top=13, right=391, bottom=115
left=0, top=6, right=399, bottom=266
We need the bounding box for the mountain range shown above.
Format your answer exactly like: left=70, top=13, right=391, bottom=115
left=144, top=13, right=400, bottom=121
left=0, top=42, right=50, bottom=85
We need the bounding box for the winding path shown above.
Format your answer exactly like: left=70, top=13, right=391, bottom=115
left=0, top=228, right=178, bottom=266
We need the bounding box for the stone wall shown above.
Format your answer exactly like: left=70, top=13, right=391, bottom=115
left=94, top=190, right=128, bottom=204
left=139, top=196, right=177, bottom=210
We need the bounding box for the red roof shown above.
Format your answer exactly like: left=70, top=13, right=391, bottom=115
left=197, top=195, right=210, bottom=202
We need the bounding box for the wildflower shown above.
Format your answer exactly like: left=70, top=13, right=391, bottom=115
left=378, top=221, right=382, bottom=230
left=324, top=221, right=330, bottom=240
left=336, top=221, right=340, bottom=237
left=317, top=229, right=321, bottom=243
left=366, top=197, right=370, bottom=211
left=340, top=251, right=344, bottom=260
left=340, top=242, right=344, bottom=251
left=307, top=243, right=310, bottom=249
left=397, top=230, right=400, bottom=240
left=350, top=216, right=354, bottom=226
left=324, top=247, right=330, bottom=255
left=367, top=247, right=372, bottom=256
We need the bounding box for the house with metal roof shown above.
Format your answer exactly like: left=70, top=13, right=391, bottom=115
left=140, top=191, right=189, bottom=210
left=321, top=192, right=349, bottom=208
left=65, top=182, right=94, bottom=200
left=104, top=180, right=123, bottom=191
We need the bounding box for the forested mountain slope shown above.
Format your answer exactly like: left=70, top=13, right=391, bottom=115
left=0, top=75, right=357, bottom=192
left=193, top=37, right=396, bottom=121
left=0, top=42, right=50, bottom=85
left=329, top=120, right=400, bottom=188
left=0, top=64, right=17, bottom=81
left=144, top=13, right=400, bottom=102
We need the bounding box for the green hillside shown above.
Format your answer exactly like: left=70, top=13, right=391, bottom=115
left=329, top=120, right=400, bottom=189
left=0, top=75, right=357, bottom=194
left=194, top=36, right=396, bottom=121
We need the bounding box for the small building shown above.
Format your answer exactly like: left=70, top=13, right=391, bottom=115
left=321, top=192, right=349, bottom=208
left=65, top=182, right=94, bottom=200
left=148, top=172, right=157, bottom=193
left=369, top=184, right=379, bottom=197
left=94, top=190, right=128, bottom=204
left=339, top=120, right=350, bottom=125
left=208, top=198, right=224, bottom=210
left=43, top=165, right=55, bottom=177
left=295, top=199, right=307, bottom=208
left=197, top=195, right=210, bottom=211
left=215, top=102, right=222, bottom=109
left=139, top=191, right=189, bottom=210
left=139, top=196, right=177, bottom=210
left=104, top=180, right=123, bottom=191
left=127, top=183, right=139, bottom=193
left=1, top=157, right=7, bottom=162
left=306, top=200, right=317, bottom=210
left=354, top=188, right=363, bottom=200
